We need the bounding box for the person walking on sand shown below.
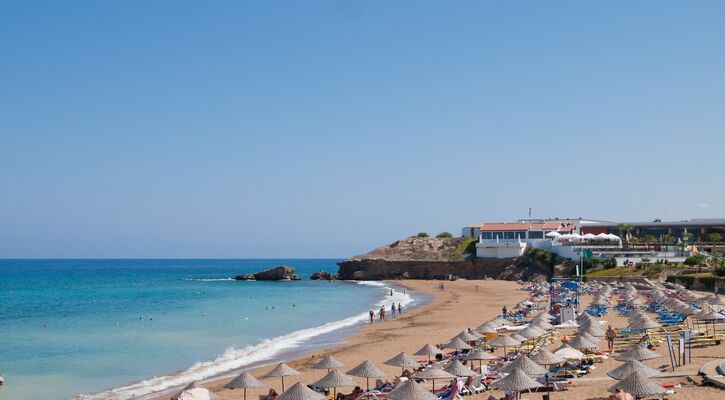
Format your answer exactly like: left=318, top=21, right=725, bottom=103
left=398, top=303, right=402, bottom=315
left=369, top=308, right=375, bottom=324
left=391, top=303, right=396, bottom=318
left=379, top=306, right=385, bottom=322
left=606, top=325, right=616, bottom=351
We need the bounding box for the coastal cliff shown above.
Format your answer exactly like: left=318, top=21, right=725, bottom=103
left=337, top=237, right=570, bottom=281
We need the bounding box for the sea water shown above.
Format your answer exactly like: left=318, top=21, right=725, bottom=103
left=0, top=260, right=416, bottom=400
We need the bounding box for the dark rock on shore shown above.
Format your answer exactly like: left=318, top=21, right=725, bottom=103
left=234, top=266, right=300, bottom=281
left=310, top=271, right=333, bottom=280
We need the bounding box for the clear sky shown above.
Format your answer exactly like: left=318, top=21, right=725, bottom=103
left=1, top=1, right=724, bottom=258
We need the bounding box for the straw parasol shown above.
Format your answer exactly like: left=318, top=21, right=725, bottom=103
left=312, top=355, right=344, bottom=372
left=414, top=344, right=441, bottom=363
left=276, top=382, right=325, bottom=400
left=413, top=366, right=455, bottom=391
left=454, top=330, right=480, bottom=342
left=386, top=379, right=438, bottom=400
left=529, top=348, right=566, bottom=367
left=510, top=333, right=526, bottom=342
left=607, top=360, right=662, bottom=380
left=488, top=335, right=522, bottom=359
left=172, top=381, right=203, bottom=400
left=567, top=335, right=598, bottom=350
left=444, top=337, right=472, bottom=351
left=311, top=370, right=358, bottom=398
left=607, top=370, right=667, bottom=399
left=265, top=363, right=302, bottom=392
left=532, top=319, right=554, bottom=331
left=615, top=345, right=663, bottom=362
left=347, top=360, right=386, bottom=390
left=443, top=359, right=477, bottom=377
left=175, top=388, right=219, bottom=400
left=554, top=344, right=585, bottom=360
left=517, top=325, right=546, bottom=339
left=491, top=368, right=543, bottom=400
left=465, top=348, right=497, bottom=370
left=384, top=352, right=420, bottom=375
left=224, top=372, right=265, bottom=400
left=499, top=355, right=547, bottom=376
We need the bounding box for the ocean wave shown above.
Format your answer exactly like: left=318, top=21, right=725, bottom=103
left=181, top=277, right=234, bottom=282
left=77, top=282, right=415, bottom=400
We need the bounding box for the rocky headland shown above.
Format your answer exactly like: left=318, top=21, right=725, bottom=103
left=336, top=236, right=572, bottom=281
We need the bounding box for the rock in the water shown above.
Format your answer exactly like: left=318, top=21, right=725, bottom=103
left=234, top=266, right=298, bottom=281
left=310, top=271, right=332, bottom=280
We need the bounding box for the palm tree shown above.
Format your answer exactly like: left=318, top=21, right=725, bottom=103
left=644, top=235, right=656, bottom=251
left=617, top=223, right=634, bottom=242
left=681, top=231, right=693, bottom=254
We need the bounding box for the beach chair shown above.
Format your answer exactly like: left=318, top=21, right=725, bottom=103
left=467, top=375, right=486, bottom=394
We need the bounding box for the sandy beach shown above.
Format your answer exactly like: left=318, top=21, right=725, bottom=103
left=153, top=279, right=725, bottom=400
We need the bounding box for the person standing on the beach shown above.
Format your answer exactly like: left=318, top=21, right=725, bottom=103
left=391, top=303, right=396, bottom=318
left=390, top=289, right=393, bottom=296
left=606, top=325, right=617, bottom=350
left=379, top=306, right=385, bottom=322
left=369, top=308, right=374, bottom=324
left=398, top=303, right=402, bottom=315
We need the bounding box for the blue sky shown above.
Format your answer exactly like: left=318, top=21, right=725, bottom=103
left=1, top=2, right=724, bottom=258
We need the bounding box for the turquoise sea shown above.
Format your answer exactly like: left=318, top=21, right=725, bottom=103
left=0, top=260, right=417, bottom=400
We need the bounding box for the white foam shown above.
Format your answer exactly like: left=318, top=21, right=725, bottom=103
left=181, top=278, right=234, bottom=282
left=76, top=281, right=415, bottom=400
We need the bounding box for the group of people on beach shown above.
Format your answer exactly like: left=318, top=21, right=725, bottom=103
left=368, top=302, right=402, bottom=323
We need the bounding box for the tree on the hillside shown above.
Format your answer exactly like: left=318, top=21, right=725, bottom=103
left=653, top=218, right=662, bottom=223
left=416, top=232, right=429, bottom=238
left=629, top=236, right=641, bottom=246
left=436, top=232, right=453, bottom=238
left=662, top=235, right=674, bottom=245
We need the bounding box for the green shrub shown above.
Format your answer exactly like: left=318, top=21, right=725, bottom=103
left=436, top=232, right=453, bottom=238
left=416, top=232, right=429, bottom=238
left=684, top=254, right=707, bottom=266
left=715, top=266, right=725, bottom=277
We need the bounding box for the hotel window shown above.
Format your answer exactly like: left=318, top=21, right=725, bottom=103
left=481, top=232, right=493, bottom=239
left=504, top=231, right=515, bottom=239
left=529, top=231, right=544, bottom=239
left=514, top=231, right=527, bottom=239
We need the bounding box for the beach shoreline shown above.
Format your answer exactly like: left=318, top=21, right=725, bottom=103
left=143, top=279, right=527, bottom=400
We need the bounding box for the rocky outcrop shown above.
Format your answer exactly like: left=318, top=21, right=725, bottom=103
left=338, top=238, right=568, bottom=282
left=234, top=266, right=300, bottom=281
left=310, top=271, right=333, bottom=280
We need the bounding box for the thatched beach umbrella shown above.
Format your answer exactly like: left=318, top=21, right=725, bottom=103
left=615, top=345, right=663, bottom=362
left=532, top=319, right=554, bottom=331
left=443, top=359, right=477, bottom=377
left=510, top=333, right=527, bottom=342
left=347, top=360, right=386, bottom=390
left=265, top=363, right=301, bottom=392
left=567, top=335, right=598, bottom=350
left=607, top=360, right=661, bottom=380
left=529, top=348, right=565, bottom=368
left=465, top=349, right=497, bottom=371
left=175, top=388, right=219, bottom=400
left=444, top=337, right=472, bottom=352
left=311, top=370, right=358, bottom=398
left=386, top=379, right=438, bottom=400
left=607, top=370, right=666, bottom=399
left=224, top=372, right=265, bottom=400
left=385, top=352, right=420, bottom=375
left=454, top=330, right=479, bottom=342
left=172, top=381, right=203, bottom=400
left=488, top=335, right=521, bottom=359
left=518, top=325, right=546, bottom=339
left=413, top=366, right=455, bottom=391
left=499, top=354, right=547, bottom=376
left=554, top=344, right=584, bottom=360
left=491, top=368, right=543, bottom=400
left=276, top=382, right=325, bottom=400
left=312, top=355, right=344, bottom=372
left=414, top=344, right=441, bottom=363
